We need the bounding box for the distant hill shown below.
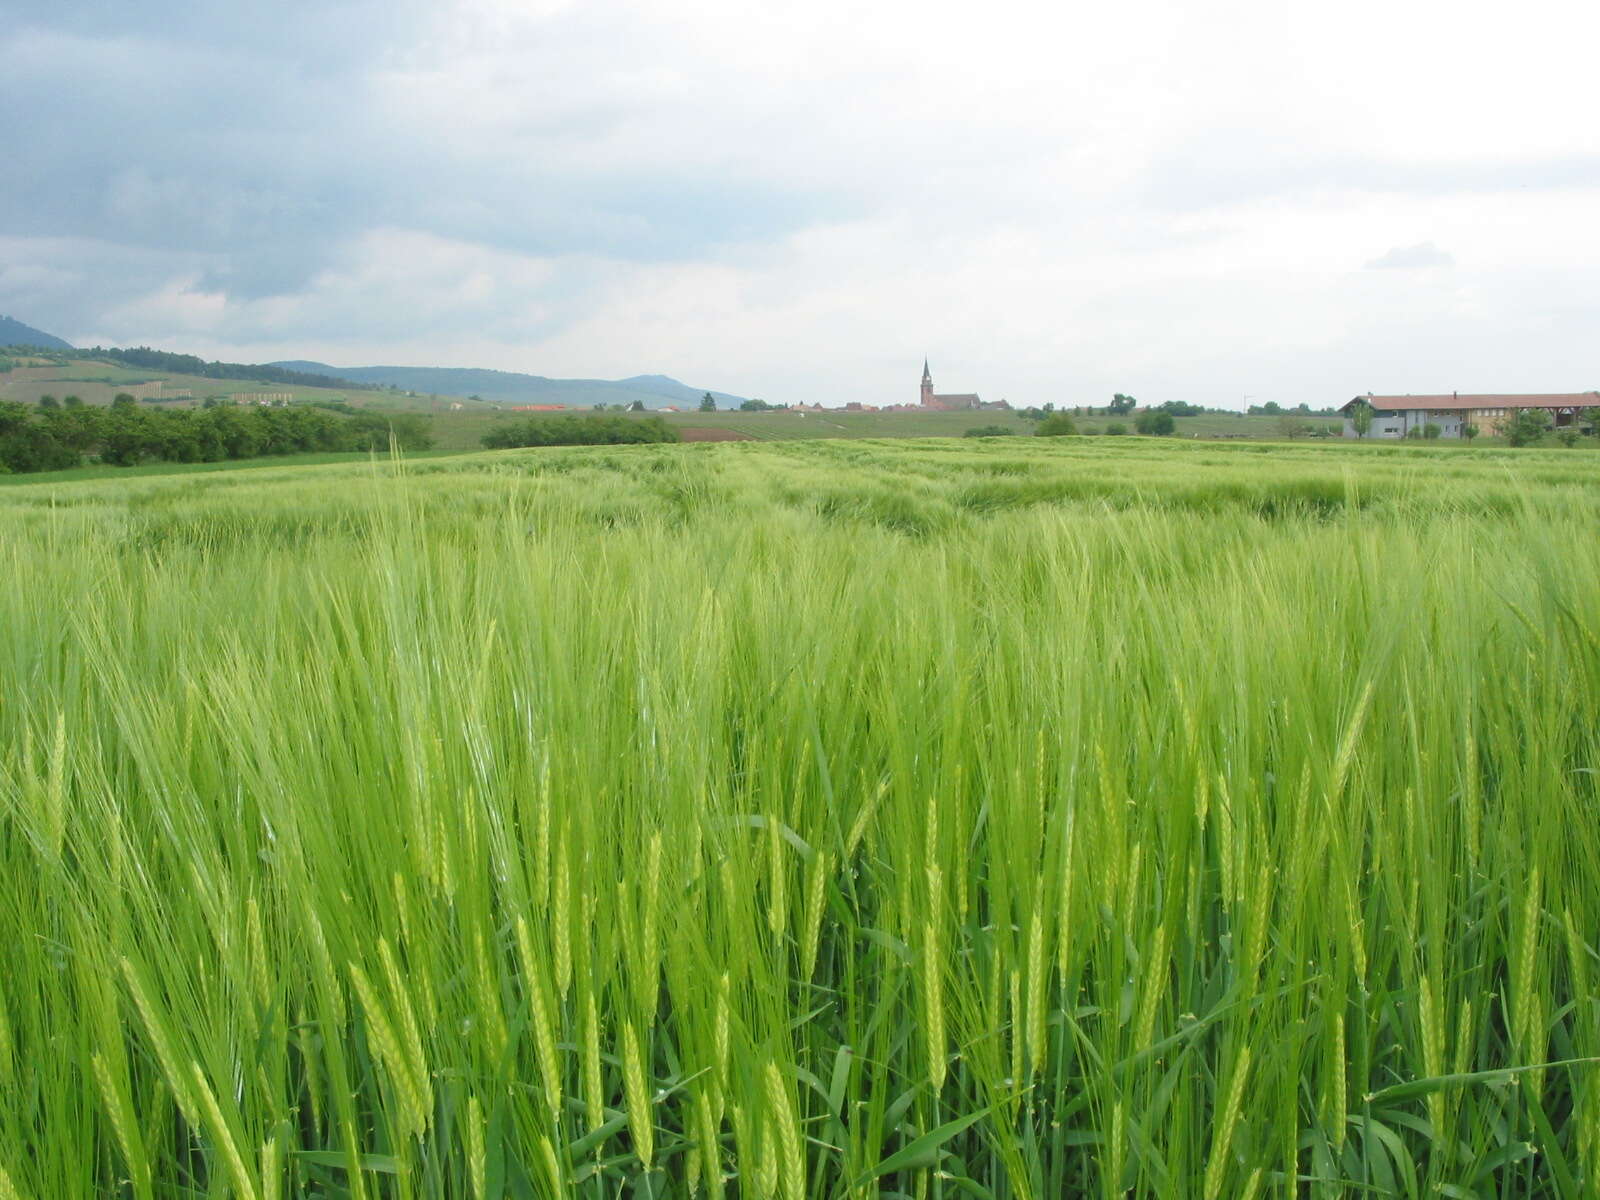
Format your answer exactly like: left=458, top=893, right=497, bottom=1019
left=271, top=362, right=748, bottom=410
left=93, top=347, right=369, bottom=391
left=0, top=316, right=73, bottom=350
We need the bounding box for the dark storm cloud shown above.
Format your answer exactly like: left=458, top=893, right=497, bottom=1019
left=0, top=235, right=218, bottom=337
left=2, top=22, right=378, bottom=288
left=1, top=7, right=840, bottom=318
left=4, top=0, right=427, bottom=63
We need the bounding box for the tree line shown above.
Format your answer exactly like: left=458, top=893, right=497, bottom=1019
left=482, top=415, right=681, bottom=448
left=1020, top=395, right=1342, bottom=421
left=1030, top=410, right=1178, bottom=436
left=61, top=346, right=373, bottom=392
left=0, top=397, right=432, bottom=474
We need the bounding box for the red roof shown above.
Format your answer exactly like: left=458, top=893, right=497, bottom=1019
left=1352, top=393, right=1600, bottom=412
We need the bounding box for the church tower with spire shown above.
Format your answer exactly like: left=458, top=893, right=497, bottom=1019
left=917, top=358, right=984, bottom=410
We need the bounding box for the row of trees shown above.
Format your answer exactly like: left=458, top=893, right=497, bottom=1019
left=1025, top=396, right=1343, bottom=421
left=1248, top=400, right=1339, bottom=417
left=700, top=393, right=786, bottom=412
left=1021, top=396, right=1241, bottom=422
left=1032, top=409, right=1180, bottom=437
left=0, top=397, right=431, bottom=474
left=73, top=347, right=371, bottom=392
left=482, top=415, right=680, bottom=448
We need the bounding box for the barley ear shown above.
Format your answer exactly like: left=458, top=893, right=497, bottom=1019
left=1203, top=1044, right=1251, bottom=1200
left=764, top=1062, right=805, bottom=1200
left=466, top=1096, right=487, bottom=1200
left=622, top=1021, right=653, bottom=1169
left=190, top=1063, right=259, bottom=1200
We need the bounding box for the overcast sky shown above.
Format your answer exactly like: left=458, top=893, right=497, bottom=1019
left=4, top=0, right=1598, bottom=408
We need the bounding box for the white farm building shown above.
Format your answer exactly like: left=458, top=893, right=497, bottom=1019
left=1340, top=393, right=1600, bottom=439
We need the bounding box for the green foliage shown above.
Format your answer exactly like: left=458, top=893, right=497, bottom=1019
left=963, top=425, right=1016, bottom=438
left=481, top=414, right=680, bottom=448
left=1505, top=409, right=1552, bottom=447
left=1557, top=427, right=1580, bottom=447
left=0, top=402, right=432, bottom=474
left=1134, top=410, right=1176, bottom=435
left=343, top=411, right=434, bottom=452
left=699, top=392, right=717, bottom=412
left=1034, top=412, right=1079, bottom=436
left=1277, top=415, right=1311, bottom=439
left=1105, top=422, right=1128, bottom=435
left=0, top=401, right=81, bottom=471
left=1350, top=401, right=1375, bottom=438
left=0, top=439, right=1596, bottom=1197
left=740, top=397, right=776, bottom=411
left=1423, top=422, right=1442, bottom=439
left=1108, top=392, right=1137, bottom=414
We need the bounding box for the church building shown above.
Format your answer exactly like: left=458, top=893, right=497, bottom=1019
left=920, top=360, right=980, bottom=410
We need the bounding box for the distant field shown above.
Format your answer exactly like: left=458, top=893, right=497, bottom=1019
left=364, top=405, right=1542, bottom=459
left=416, top=408, right=1045, bottom=454
left=657, top=408, right=1334, bottom=440
left=2, top=356, right=1577, bottom=483
left=0, top=364, right=366, bottom=408
left=664, top=409, right=1039, bottom=439
left=0, top=448, right=470, bottom=487
left=1, top=410, right=1583, bottom=486
left=2, top=438, right=1597, bottom=1196
left=445, top=407, right=1327, bottom=445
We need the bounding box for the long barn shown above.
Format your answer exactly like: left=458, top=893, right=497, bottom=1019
left=1340, top=392, right=1600, bottom=439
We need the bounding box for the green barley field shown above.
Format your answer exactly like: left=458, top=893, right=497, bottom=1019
left=1, top=438, right=1597, bottom=1198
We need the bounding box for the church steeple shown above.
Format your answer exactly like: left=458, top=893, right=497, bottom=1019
left=920, top=359, right=933, bottom=406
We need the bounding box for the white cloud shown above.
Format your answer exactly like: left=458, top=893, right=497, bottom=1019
left=5, top=0, right=1600, bottom=405
left=1367, top=242, right=1454, bottom=270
